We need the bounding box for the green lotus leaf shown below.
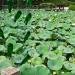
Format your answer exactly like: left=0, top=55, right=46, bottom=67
left=35, top=65, right=50, bottom=75
left=20, top=63, right=36, bottom=75
left=20, top=64, right=50, bottom=75
left=12, top=54, right=24, bottom=64
left=4, top=27, right=12, bottom=38
left=30, top=57, right=43, bottom=65
left=13, top=43, right=23, bottom=52
left=0, top=56, right=12, bottom=69
left=0, top=45, right=6, bottom=52
left=47, top=59, right=63, bottom=70
left=67, top=35, right=75, bottom=46
left=61, top=72, right=75, bottom=75
left=36, top=43, right=49, bottom=55
left=28, top=49, right=39, bottom=57
left=37, top=29, right=52, bottom=40
left=64, top=61, right=75, bottom=71
left=6, top=37, right=16, bottom=46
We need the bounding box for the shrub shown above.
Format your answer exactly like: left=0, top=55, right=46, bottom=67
left=69, top=4, right=75, bottom=10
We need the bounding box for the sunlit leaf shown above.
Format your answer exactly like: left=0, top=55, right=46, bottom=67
left=30, top=57, right=43, bottom=65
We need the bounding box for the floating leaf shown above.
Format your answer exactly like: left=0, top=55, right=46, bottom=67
left=61, top=72, right=75, bottom=75
left=47, top=59, right=63, bottom=70
left=30, top=57, right=43, bottom=65
left=24, top=13, right=32, bottom=25
left=35, top=65, right=50, bottom=75
left=37, top=29, right=52, bottom=40
left=20, top=64, right=50, bottom=75
left=12, top=54, right=24, bottom=64
left=28, top=49, right=39, bottom=57
left=20, top=63, right=36, bottom=75
left=0, top=56, right=12, bottom=69
left=14, top=10, right=22, bottom=22
left=64, top=61, right=75, bottom=71
left=0, top=45, right=6, bottom=52
left=36, top=43, right=49, bottom=55
left=6, top=37, right=16, bottom=47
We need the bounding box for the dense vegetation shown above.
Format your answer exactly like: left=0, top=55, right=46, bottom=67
left=0, top=0, right=75, bottom=75
left=0, top=9, right=75, bottom=75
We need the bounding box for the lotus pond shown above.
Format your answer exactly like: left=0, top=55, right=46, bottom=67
left=0, top=9, right=75, bottom=75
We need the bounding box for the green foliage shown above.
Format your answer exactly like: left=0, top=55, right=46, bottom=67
left=69, top=4, right=75, bottom=10
left=68, top=0, right=75, bottom=2
left=20, top=63, right=36, bottom=75
left=30, top=57, right=43, bottom=65
left=14, top=10, right=22, bottom=22
left=7, top=43, right=13, bottom=57
left=24, top=31, right=31, bottom=43
left=20, top=63, right=50, bottom=75
left=24, top=13, right=32, bottom=25
left=47, top=59, right=64, bottom=70
left=26, top=0, right=33, bottom=6
left=6, top=37, right=23, bottom=52
left=0, top=56, right=12, bottom=69
left=7, top=0, right=13, bottom=13
left=0, top=9, right=75, bottom=75
left=44, top=0, right=68, bottom=5
left=0, top=29, right=4, bottom=39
